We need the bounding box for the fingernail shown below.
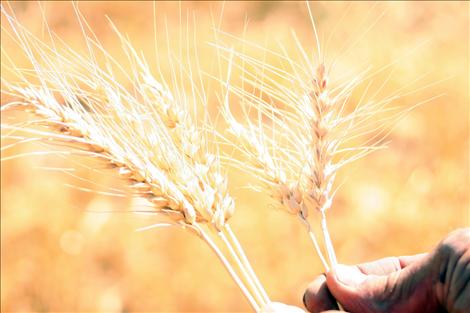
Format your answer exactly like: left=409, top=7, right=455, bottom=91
left=334, top=264, right=366, bottom=287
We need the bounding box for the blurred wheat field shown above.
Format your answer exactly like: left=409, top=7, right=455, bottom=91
left=1, top=1, right=469, bottom=312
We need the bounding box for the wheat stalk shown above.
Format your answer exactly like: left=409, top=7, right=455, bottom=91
left=0, top=5, right=271, bottom=311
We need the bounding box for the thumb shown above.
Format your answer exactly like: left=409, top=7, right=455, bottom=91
left=325, top=264, right=387, bottom=313
left=330, top=264, right=368, bottom=288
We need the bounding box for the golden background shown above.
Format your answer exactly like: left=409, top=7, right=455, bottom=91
left=1, top=1, right=469, bottom=312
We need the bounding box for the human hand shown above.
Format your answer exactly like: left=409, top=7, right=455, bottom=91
left=303, top=228, right=470, bottom=313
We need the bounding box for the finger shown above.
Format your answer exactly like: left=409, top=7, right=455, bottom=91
left=356, top=253, right=428, bottom=275
left=398, top=253, right=428, bottom=268
left=303, top=274, right=339, bottom=313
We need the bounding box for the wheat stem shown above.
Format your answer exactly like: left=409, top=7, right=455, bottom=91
left=299, top=215, right=329, bottom=272
left=308, top=231, right=330, bottom=272
left=224, top=225, right=271, bottom=305
left=299, top=215, right=329, bottom=271
left=196, top=224, right=260, bottom=312
left=320, top=211, right=338, bottom=267
left=319, top=215, right=344, bottom=311
left=217, top=230, right=266, bottom=309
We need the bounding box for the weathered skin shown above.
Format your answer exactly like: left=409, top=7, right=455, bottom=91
left=303, top=228, right=470, bottom=313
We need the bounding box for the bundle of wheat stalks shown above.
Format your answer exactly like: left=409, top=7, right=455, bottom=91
left=0, top=3, right=436, bottom=312
left=1, top=4, right=272, bottom=311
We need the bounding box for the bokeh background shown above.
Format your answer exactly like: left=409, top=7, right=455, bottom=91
left=1, top=1, right=468, bottom=312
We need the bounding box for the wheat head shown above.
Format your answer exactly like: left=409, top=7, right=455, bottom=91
left=213, top=20, right=424, bottom=272
left=1, top=5, right=272, bottom=311
left=1, top=7, right=237, bottom=232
